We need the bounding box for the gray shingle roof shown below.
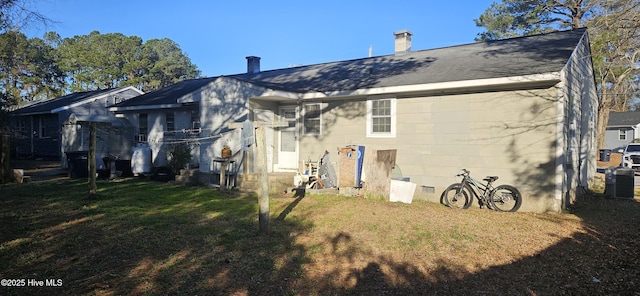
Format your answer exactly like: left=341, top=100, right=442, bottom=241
left=112, top=77, right=216, bottom=107
left=115, top=28, right=587, bottom=107
left=10, top=88, right=120, bottom=115
left=608, top=111, right=640, bottom=126
left=231, top=28, right=587, bottom=93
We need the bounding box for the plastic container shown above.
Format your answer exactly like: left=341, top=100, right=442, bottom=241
left=131, top=145, right=152, bottom=175
left=66, top=151, right=88, bottom=178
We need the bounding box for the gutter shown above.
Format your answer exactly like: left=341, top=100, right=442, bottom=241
left=108, top=103, right=183, bottom=112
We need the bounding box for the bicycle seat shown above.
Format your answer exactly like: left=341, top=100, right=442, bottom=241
left=483, top=176, right=499, bottom=183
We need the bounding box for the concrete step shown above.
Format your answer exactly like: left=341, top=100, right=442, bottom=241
left=175, top=169, right=200, bottom=186
left=179, top=169, right=200, bottom=177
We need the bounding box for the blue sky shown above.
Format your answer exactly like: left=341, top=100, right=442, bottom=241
left=26, top=0, right=496, bottom=77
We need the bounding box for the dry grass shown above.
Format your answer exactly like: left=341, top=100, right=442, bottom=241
left=1, top=164, right=639, bottom=295
left=597, top=152, right=623, bottom=168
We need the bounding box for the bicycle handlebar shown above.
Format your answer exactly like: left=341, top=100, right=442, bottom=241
left=456, top=169, right=470, bottom=177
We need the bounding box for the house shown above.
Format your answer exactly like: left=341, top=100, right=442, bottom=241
left=108, top=79, right=208, bottom=169
left=108, top=75, right=265, bottom=184
left=236, top=28, right=597, bottom=213
left=9, top=86, right=143, bottom=168
left=111, top=28, right=598, bottom=213
left=604, top=111, right=640, bottom=151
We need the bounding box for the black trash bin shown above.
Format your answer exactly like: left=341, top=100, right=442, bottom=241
left=66, top=151, right=88, bottom=178
left=599, top=149, right=612, bottom=162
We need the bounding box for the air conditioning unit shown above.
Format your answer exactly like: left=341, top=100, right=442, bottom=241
left=605, top=168, right=635, bottom=199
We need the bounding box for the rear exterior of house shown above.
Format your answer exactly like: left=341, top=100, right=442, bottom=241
left=109, top=78, right=222, bottom=169
left=107, top=28, right=597, bottom=213
left=233, top=28, right=597, bottom=212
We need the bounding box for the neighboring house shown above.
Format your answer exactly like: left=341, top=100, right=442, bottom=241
left=9, top=86, right=143, bottom=168
left=109, top=28, right=598, bottom=213
left=108, top=80, right=206, bottom=168
left=604, top=111, right=640, bottom=151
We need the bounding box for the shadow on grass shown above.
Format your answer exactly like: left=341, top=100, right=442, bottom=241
left=1, top=179, right=638, bottom=295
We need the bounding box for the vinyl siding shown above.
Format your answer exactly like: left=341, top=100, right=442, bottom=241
left=299, top=88, right=560, bottom=212
left=558, top=31, right=599, bottom=208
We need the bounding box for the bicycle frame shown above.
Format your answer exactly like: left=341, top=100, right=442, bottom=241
left=458, top=171, right=495, bottom=202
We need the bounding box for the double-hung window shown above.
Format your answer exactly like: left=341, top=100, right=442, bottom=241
left=166, top=112, right=175, bottom=132
left=303, top=103, right=322, bottom=135
left=366, top=97, right=396, bottom=138
left=619, top=129, right=627, bottom=141
left=138, top=114, right=148, bottom=142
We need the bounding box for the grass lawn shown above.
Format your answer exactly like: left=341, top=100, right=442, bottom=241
left=1, top=176, right=639, bottom=295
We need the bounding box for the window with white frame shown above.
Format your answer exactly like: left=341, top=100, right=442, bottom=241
left=366, top=97, right=396, bottom=138
left=303, top=103, right=322, bottom=135
left=619, top=129, right=627, bottom=141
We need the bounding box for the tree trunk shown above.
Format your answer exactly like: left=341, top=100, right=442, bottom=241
left=596, top=85, right=612, bottom=150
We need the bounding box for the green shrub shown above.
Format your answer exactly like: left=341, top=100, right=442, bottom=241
left=167, top=142, right=192, bottom=174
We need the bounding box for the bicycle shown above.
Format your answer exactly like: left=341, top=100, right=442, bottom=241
left=441, top=169, right=522, bottom=212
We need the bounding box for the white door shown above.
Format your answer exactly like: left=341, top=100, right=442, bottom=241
left=278, top=106, right=298, bottom=171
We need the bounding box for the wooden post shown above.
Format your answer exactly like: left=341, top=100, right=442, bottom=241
left=1, top=131, right=10, bottom=184
left=88, top=122, right=97, bottom=197
left=219, top=158, right=232, bottom=190
left=254, top=126, right=270, bottom=232
left=229, top=120, right=287, bottom=234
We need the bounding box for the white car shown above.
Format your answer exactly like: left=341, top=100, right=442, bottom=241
left=621, top=143, right=640, bottom=171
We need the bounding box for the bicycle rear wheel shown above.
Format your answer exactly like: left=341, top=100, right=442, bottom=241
left=441, top=184, right=471, bottom=209
left=489, top=185, right=522, bottom=212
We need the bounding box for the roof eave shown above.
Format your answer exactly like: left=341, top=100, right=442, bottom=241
left=51, top=86, right=143, bottom=113
left=109, top=103, right=183, bottom=112
left=319, top=73, right=562, bottom=99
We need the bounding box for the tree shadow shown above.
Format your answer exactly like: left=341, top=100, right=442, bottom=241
left=1, top=166, right=637, bottom=295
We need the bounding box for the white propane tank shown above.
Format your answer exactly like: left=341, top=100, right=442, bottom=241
left=131, top=144, right=152, bottom=175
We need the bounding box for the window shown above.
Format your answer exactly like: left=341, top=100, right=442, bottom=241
left=619, top=129, right=627, bottom=141
left=367, top=97, right=396, bottom=138
left=303, top=103, right=322, bottom=135
left=166, top=112, right=175, bottom=132
left=191, top=110, right=200, bottom=132
left=38, top=117, right=46, bottom=138
left=15, top=118, right=26, bottom=138
left=137, top=114, right=148, bottom=142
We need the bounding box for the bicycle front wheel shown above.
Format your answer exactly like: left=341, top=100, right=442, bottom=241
left=441, top=184, right=471, bottom=209
left=489, top=185, right=522, bottom=212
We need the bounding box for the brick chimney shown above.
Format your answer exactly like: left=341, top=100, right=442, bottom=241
left=394, top=30, right=412, bottom=55
left=246, top=56, right=261, bottom=74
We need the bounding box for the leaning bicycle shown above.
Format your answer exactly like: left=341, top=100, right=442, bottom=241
left=441, top=169, right=522, bottom=212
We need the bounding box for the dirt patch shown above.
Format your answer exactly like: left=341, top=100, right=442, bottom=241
left=597, top=152, right=622, bottom=167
